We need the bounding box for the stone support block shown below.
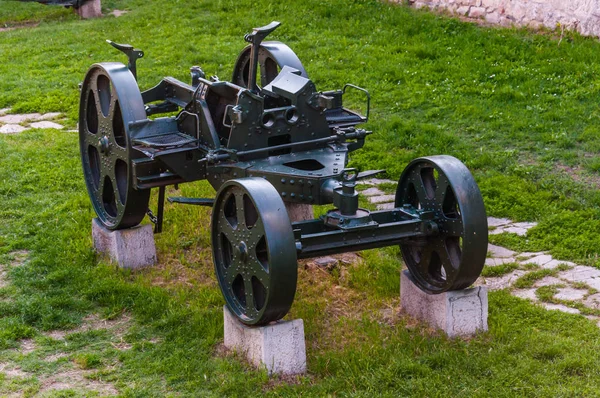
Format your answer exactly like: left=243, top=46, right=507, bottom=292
left=76, top=0, right=102, bottom=18
left=92, top=218, right=157, bottom=269
left=223, top=306, right=307, bottom=375
left=400, top=270, right=488, bottom=337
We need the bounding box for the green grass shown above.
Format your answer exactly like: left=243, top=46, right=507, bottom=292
left=1, top=0, right=599, bottom=263
left=481, top=262, right=520, bottom=278
left=514, top=269, right=557, bottom=288
left=0, top=1, right=73, bottom=26
left=2, top=0, right=600, bottom=396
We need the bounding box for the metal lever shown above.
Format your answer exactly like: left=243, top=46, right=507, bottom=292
left=167, top=197, right=215, bottom=207
left=244, top=21, right=281, bottom=93
left=357, top=169, right=386, bottom=180
left=107, top=40, right=144, bottom=80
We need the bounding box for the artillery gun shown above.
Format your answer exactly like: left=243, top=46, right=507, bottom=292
left=79, top=22, right=488, bottom=326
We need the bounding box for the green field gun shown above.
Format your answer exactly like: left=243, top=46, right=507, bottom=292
left=79, top=21, right=488, bottom=326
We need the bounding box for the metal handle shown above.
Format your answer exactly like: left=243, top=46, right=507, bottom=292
left=343, top=84, right=371, bottom=122
left=244, top=21, right=281, bottom=93
left=106, top=40, right=144, bottom=80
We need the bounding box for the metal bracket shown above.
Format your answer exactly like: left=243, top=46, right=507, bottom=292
left=244, top=21, right=281, bottom=93
left=167, top=197, right=214, bottom=206
left=223, top=105, right=244, bottom=128
left=343, top=84, right=370, bottom=122
left=107, top=40, right=144, bottom=80
left=357, top=169, right=386, bottom=180
left=147, top=187, right=166, bottom=233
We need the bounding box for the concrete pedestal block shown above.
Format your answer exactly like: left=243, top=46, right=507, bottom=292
left=223, top=306, right=307, bottom=375
left=400, top=270, right=488, bottom=337
left=92, top=218, right=157, bottom=269
left=284, top=202, right=314, bottom=222
left=76, top=0, right=102, bottom=18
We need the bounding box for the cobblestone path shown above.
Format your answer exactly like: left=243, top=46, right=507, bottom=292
left=0, top=108, right=67, bottom=133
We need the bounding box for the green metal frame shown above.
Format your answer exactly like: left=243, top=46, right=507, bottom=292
left=79, top=21, right=488, bottom=326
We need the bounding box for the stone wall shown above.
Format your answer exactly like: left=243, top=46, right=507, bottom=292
left=401, top=0, right=600, bottom=38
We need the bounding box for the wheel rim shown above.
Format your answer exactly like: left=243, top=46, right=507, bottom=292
left=395, top=155, right=488, bottom=293
left=79, top=63, right=150, bottom=230
left=232, top=42, right=308, bottom=89
left=212, top=178, right=297, bottom=326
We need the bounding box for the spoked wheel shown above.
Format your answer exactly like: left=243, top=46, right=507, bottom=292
left=232, top=41, right=308, bottom=88
left=212, top=178, right=298, bottom=326
left=79, top=63, right=150, bottom=230
left=395, top=155, right=488, bottom=293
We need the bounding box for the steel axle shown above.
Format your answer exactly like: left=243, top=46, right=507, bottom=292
left=294, top=208, right=437, bottom=259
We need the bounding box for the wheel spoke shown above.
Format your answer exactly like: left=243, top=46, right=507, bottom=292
left=247, top=220, right=265, bottom=247
left=435, top=173, right=451, bottom=204
left=108, top=89, right=118, bottom=120
left=410, top=167, right=432, bottom=207
left=228, top=192, right=243, bottom=229
left=441, top=220, right=464, bottom=237
left=94, top=171, right=106, bottom=205
left=224, top=261, right=240, bottom=285
left=248, top=257, right=269, bottom=282
left=109, top=172, right=125, bottom=213
left=243, top=276, right=256, bottom=316
left=90, top=77, right=101, bottom=109
left=84, top=130, right=98, bottom=148
left=218, top=212, right=238, bottom=242
left=91, top=80, right=108, bottom=123
left=436, top=242, right=459, bottom=281
left=235, top=193, right=247, bottom=229
left=415, top=245, right=433, bottom=278
left=112, top=145, right=128, bottom=162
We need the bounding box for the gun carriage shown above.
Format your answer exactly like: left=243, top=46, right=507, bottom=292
left=79, top=22, right=488, bottom=326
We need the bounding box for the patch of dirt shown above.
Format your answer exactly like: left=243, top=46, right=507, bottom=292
left=378, top=300, right=403, bottom=326
left=0, top=21, right=39, bottom=32
left=44, top=352, right=69, bottom=362
left=0, top=250, right=25, bottom=289
left=297, top=259, right=402, bottom=351
left=44, top=313, right=132, bottom=341
left=213, top=342, right=229, bottom=358
left=151, top=248, right=217, bottom=289
left=9, top=250, right=29, bottom=267
left=0, top=364, right=30, bottom=378
left=109, top=9, right=128, bottom=17
left=111, top=341, right=132, bottom=351
left=39, top=369, right=118, bottom=396
left=19, top=339, right=36, bottom=355
left=263, top=373, right=307, bottom=391
left=44, top=330, right=68, bottom=340
left=0, top=265, right=8, bottom=289
left=555, top=162, right=600, bottom=188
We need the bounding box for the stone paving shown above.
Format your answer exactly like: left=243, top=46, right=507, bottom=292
left=359, top=180, right=600, bottom=326
left=0, top=108, right=66, bottom=134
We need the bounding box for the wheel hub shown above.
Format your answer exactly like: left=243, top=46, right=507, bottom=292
left=98, top=136, right=110, bottom=154
left=236, top=241, right=248, bottom=263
